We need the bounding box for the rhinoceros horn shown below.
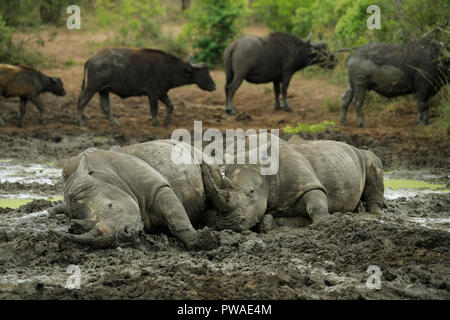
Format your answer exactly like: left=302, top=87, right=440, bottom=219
left=305, top=32, right=313, bottom=44
left=201, top=165, right=232, bottom=214
left=50, top=227, right=115, bottom=248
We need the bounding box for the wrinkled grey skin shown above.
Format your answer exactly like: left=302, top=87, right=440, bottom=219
left=223, top=32, right=336, bottom=115
left=50, top=140, right=221, bottom=250
left=341, top=41, right=450, bottom=128
left=202, top=135, right=384, bottom=232
left=0, top=64, right=66, bottom=127
left=77, top=48, right=216, bottom=127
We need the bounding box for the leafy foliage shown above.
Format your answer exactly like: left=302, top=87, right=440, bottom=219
left=180, top=0, right=250, bottom=65
left=0, top=14, right=48, bottom=67
left=253, top=0, right=450, bottom=45
left=95, top=0, right=165, bottom=47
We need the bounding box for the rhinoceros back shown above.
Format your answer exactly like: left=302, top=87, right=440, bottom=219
left=292, top=140, right=366, bottom=213
left=117, top=140, right=206, bottom=220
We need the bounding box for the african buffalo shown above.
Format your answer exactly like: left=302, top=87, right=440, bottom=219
left=340, top=41, right=450, bottom=127
left=202, top=135, right=384, bottom=232
left=223, top=32, right=336, bottom=114
left=49, top=140, right=223, bottom=250
left=77, top=48, right=216, bottom=127
left=0, top=64, right=66, bottom=127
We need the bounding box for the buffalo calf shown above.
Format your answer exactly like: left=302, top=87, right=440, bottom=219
left=0, top=64, right=66, bottom=127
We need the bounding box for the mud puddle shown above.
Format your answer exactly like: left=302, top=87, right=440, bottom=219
left=0, top=159, right=62, bottom=209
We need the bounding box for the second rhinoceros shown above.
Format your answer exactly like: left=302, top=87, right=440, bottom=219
left=202, top=135, right=384, bottom=231
left=50, top=140, right=222, bottom=250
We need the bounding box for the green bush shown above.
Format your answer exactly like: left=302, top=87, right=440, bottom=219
left=180, top=0, right=250, bottom=65
left=253, top=0, right=449, bottom=46
left=95, top=0, right=165, bottom=47
left=0, top=15, right=48, bottom=67
left=335, top=0, right=450, bottom=45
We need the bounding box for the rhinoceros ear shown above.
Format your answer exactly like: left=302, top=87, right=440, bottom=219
left=76, top=154, right=93, bottom=176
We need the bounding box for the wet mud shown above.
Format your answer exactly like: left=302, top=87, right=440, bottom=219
left=0, top=192, right=448, bottom=300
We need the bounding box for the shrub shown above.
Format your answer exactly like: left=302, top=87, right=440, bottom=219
left=180, top=0, right=250, bottom=65
left=0, top=15, right=48, bottom=67
left=95, top=0, right=165, bottom=47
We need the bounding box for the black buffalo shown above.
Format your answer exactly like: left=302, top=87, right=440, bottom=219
left=77, top=48, right=216, bottom=127
left=223, top=32, right=336, bottom=114
left=340, top=41, right=450, bottom=127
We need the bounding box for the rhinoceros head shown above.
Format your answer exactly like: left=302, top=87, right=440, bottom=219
left=51, top=155, right=143, bottom=248
left=202, top=164, right=269, bottom=232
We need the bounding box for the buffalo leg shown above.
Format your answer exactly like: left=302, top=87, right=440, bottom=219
left=417, top=98, right=432, bottom=126
left=0, top=96, right=5, bottom=126
left=273, top=81, right=281, bottom=110
left=99, top=91, right=119, bottom=126
left=29, top=96, right=47, bottom=126
left=159, top=93, right=174, bottom=126
left=19, top=96, right=28, bottom=128
left=148, top=95, right=159, bottom=127
left=153, top=186, right=216, bottom=250
left=340, top=86, right=354, bottom=126
left=298, top=190, right=330, bottom=223
left=77, top=88, right=96, bottom=126
left=353, top=87, right=368, bottom=128
left=281, top=75, right=293, bottom=111
left=225, top=75, right=243, bottom=115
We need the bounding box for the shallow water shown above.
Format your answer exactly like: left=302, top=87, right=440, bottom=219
left=0, top=159, right=61, bottom=185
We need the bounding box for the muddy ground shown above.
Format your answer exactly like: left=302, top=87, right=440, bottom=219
left=0, top=27, right=449, bottom=300
left=0, top=129, right=449, bottom=300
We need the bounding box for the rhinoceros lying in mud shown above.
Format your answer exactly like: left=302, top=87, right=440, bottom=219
left=202, top=135, right=384, bottom=232
left=50, top=140, right=221, bottom=250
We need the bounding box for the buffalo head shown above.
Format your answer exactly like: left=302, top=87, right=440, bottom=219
left=45, top=76, right=66, bottom=96
left=187, top=62, right=216, bottom=92
left=302, top=33, right=337, bottom=69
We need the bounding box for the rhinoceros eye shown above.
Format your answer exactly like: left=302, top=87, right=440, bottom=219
left=108, top=203, right=113, bottom=209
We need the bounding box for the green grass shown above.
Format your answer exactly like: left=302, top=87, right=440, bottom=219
left=384, top=179, right=449, bottom=191
left=283, top=120, right=338, bottom=134
left=0, top=196, right=63, bottom=209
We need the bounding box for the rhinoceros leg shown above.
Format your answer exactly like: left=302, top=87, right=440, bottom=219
left=153, top=186, right=216, bottom=250
left=99, top=91, right=120, bottom=126
left=340, top=86, right=354, bottom=126
left=48, top=201, right=67, bottom=215
left=159, top=93, right=174, bottom=126
left=298, top=189, right=330, bottom=223
left=361, top=150, right=384, bottom=214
